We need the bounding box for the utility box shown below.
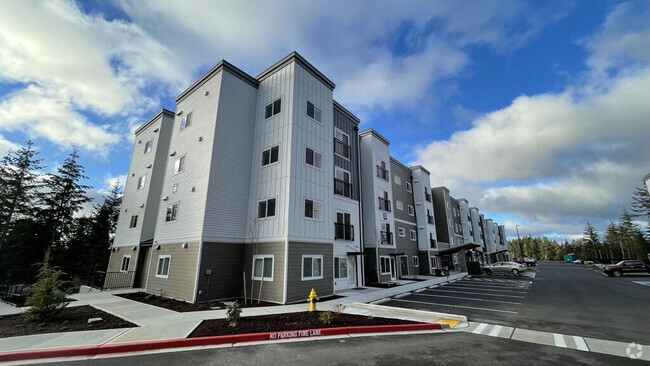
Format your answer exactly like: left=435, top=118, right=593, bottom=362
left=467, top=262, right=482, bottom=275
left=564, top=253, right=579, bottom=262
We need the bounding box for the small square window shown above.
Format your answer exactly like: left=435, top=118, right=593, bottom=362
left=302, top=255, right=323, bottom=280
left=129, top=215, right=138, bottom=228
left=394, top=175, right=401, bottom=185
left=305, top=147, right=322, bottom=169
left=120, top=255, right=131, bottom=272
left=180, top=112, right=192, bottom=131
left=408, top=205, right=414, bottom=216
left=156, top=255, right=171, bottom=278
left=258, top=198, right=276, bottom=218
left=265, top=99, right=281, bottom=119
left=304, top=199, right=322, bottom=219
left=398, top=228, right=405, bottom=237
left=165, top=203, right=179, bottom=222
left=306, top=101, right=322, bottom=122
left=410, top=230, right=417, bottom=241
left=137, top=175, right=146, bottom=190
left=174, top=156, right=185, bottom=174
left=396, top=200, right=403, bottom=210
left=406, top=182, right=412, bottom=192
left=144, top=139, right=153, bottom=154
left=262, top=145, right=279, bottom=166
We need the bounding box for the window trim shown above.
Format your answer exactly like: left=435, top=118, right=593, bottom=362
left=398, top=227, right=406, bottom=237
left=265, top=98, right=282, bottom=119
left=334, top=128, right=350, bottom=160
left=302, top=255, right=324, bottom=281
left=156, top=255, right=171, bottom=278
left=261, top=145, right=280, bottom=167
left=406, top=181, right=412, bottom=192
left=334, top=257, right=348, bottom=279
left=408, top=205, right=414, bottom=216
left=165, top=202, right=179, bottom=222
left=252, top=255, right=274, bottom=281
left=413, top=256, right=420, bottom=267
left=120, top=255, right=131, bottom=272
left=137, top=174, right=147, bottom=190
left=258, top=198, right=277, bottom=219
left=306, top=100, right=323, bottom=123
left=173, top=155, right=186, bottom=175
left=144, top=139, right=153, bottom=154
left=304, top=198, right=322, bottom=220
left=129, top=214, right=138, bottom=229
left=380, top=256, right=391, bottom=275
left=396, top=200, right=403, bottom=210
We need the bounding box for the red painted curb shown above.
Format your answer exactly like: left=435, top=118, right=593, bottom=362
left=0, top=323, right=443, bottom=362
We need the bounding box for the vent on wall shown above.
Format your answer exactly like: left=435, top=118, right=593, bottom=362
left=176, top=110, right=183, bottom=116
left=153, top=128, right=159, bottom=133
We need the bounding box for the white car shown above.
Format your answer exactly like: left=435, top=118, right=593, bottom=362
left=482, top=261, right=527, bottom=276
left=573, top=259, right=583, bottom=264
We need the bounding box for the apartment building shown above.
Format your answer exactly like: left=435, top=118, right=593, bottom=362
left=410, top=166, right=439, bottom=275
left=469, top=207, right=487, bottom=264
left=431, top=186, right=476, bottom=271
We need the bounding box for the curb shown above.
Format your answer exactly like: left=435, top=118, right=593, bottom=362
left=0, top=323, right=442, bottom=363
left=351, top=303, right=468, bottom=323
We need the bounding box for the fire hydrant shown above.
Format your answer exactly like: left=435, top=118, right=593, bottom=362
left=307, top=288, right=318, bottom=312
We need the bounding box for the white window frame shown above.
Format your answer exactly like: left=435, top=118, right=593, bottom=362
left=410, top=230, right=417, bottom=241
left=129, top=214, right=138, bottom=229
left=413, top=256, right=419, bottom=267
left=252, top=255, right=274, bottom=281
left=396, top=200, right=403, bottom=210
left=261, top=145, right=280, bottom=167
left=334, top=257, right=348, bottom=279
left=265, top=98, right=282, bottom=119
left=120, top=255, right=131, bottom=272
left=302, top=255, right=324, bottom=281
left=306, top=100, right=322, bottom=123
left=165, top=203, right=179, bottom=222
left=406, top=182, right=412, bottom=192
left=258, top=198, right=277, bottom=219
left=180, top=112, right=192, bottom=131
left=156, top=255, right=171, bottom=278
left=137, top=174, right=146, bottom=190
left=398, top=227, right=406, bottom=237
left=305, top=147, right=322, bottom=169
left=304, top=198, right=322, bottom=220
left=408, top=205, right=414, bottom=216
left=380, top=256, right=391, bottom=274
left=144, top=139, right=153, bottom=154
left=173, top=155, right=186, bottom=175
left=334, top=128, right=350, bottom=160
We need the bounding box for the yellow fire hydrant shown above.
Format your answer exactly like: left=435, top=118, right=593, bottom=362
left=307, top=288, right=318, bottom=312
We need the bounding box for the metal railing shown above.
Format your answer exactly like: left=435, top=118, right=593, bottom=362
left=425, top=192, right=432, bottom=202
left=378, top=197, right=391, bottom=211
left=334, top=178, right=352, bottom=198
left=101, top=271, right=135, bottom=289
left=334, top=223, right=354, bottom=241
left=380, top=231, right=394, bottom=245
left=334, top=138, right=351, bottom=159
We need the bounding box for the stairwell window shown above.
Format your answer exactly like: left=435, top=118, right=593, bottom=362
left=410, top=230, right=417, bottom=241
left=380, top=256, right=391, bottom=274
left=304, top=199, right=322, bottom=220
left=120, top=256, right=131, bottom=272
left=144, top=139, right=153, bottom=154
left=129, top=215, right=138, bottom=228
left=305, top=147, right=322, bottom=169
left=173, top=155, right=185, bottom=174
left=262, top=145, right=279, bottom=166
left=180, top=112, right=192, bottom=131
left=165, top=203, right=179, bottom=222
left=258, top=198, right=276, bottom=219
left=265, top=99, right=281, bottom=119
left=398, top=227, right=405, bottom=237
left=302, top=255, right=323, bottom=280
left=307, top=101, right=322, bottom=122
left=252, top=255, right=274, bottom=281
left=413, top=256, right=419, bottom=267
left=406, top=181, right=412, bottom=192
left=137, top=175, right=146, bottom=190
left=156, top=255, right=171, bottom=278
left=408, top=205, right=414, bottom=216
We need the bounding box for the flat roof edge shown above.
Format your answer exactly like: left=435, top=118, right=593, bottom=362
left=333, top=100, right=360, bottom=124
left=359, top=128, right=390, bottom=146
left=134, top=108, right=174, bottom=135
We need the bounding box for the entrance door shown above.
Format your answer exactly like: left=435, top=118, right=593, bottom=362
left=133, top=245, right=151, bottom=289
left=400, top=256, right=408, bottom=277
left=390, top=257, right=397, bottom=280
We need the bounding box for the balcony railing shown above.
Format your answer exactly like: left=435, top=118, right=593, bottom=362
left=378, top=197, right=391, bottom=211
left=425, top=192, right=432, bottom=202
left=376, top=166, right=388, bottom=180
left=430, top=239, right=437, bottom=248
left=334, top=178, right=352, bottom=198
left=427, top=215, right=434, bottom=225
left=334, top=223, right=354, bottom=241
left=101, top=271, right=135, bottom=290
left=380, top=231, right=394, bottom=245
left=334, top=138, right=351, bottom=159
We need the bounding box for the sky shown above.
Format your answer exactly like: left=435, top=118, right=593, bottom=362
left=0, top=0, right=648, bottom=241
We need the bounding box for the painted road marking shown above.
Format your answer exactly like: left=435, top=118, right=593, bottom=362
left=632, top=281, right=650, bottom=286
left=392, top=299, right=518, bottom=314
left=488, top=325, right=502, bottom=337
left=442, top=285, right=528, bottom=294
left=425, top=289, right=526, bottom=298
left=472, top=323, right=488, bottom=334
left=554, top=333, right=567, bottom=348
left=413, top=293, right=522, bottom=305
left=573, top=336, right=589, bottom=351
left=437, top=318, right=459, bottom=328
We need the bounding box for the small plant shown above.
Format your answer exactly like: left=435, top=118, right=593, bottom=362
left=332, top=302, right=346, bottom=316
left=159, top=288, right=165, bottom=298
left=23, top=251, right=70, bottom=322
left=226, top=301, right=242, bottom=326
left=319, top=311, right=334, bottom=325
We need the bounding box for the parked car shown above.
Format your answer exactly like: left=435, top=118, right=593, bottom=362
left=573, top=259, right=584, bottom=264
left=603, top=260, right=650, bottom=277
left=482, top=261, right=527, bottom=276
left=515, top=257, right=537, bottom=266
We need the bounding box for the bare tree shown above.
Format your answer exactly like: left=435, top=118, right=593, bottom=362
left=246, top=217, right=263, bottom=304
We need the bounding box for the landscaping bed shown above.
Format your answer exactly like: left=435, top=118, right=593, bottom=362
left=188, top=311, right=419, bottom=337
left=0, top=305, right=136, bottom=338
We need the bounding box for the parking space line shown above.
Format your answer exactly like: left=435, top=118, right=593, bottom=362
left=573, top=336, right=589, bottom=351
left=554, top=333, right=567, bottom=348
left=488, top=325, right=503, bottom=337
left=473, top=323, right=488, bottom=334
left=414, top=293, right=522, bottom=305
left=392, top=299, right=518, bottom=314
left=457, top=281, right=529, bottom=288
left=424, top=289, right=526, bottom=298
left=443, top=285, right=528, bottom=294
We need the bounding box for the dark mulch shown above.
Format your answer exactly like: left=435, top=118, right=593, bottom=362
left=189, top=311, right=419, bottom=337
left=117, top=292, right=293, bottom=312
left=0, top=305, right=137, bottom=338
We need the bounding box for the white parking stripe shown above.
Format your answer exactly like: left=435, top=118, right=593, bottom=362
left=473, top=323, right=489, bottom=334
left=488, top=325, right=502, bottom=337
left=425, top=289, right=526, bottom=298
left=443, top=285, right=528, bottom=294
left=554, top=333, right=567, bottom=348
left=573, top=336, right=589, bottom=351
left=414, top=293, right=522, bottom=305
left=392, top=299, right=518, bottom=314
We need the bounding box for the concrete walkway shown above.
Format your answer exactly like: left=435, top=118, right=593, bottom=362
left=0, top=273, right=467, bottom=356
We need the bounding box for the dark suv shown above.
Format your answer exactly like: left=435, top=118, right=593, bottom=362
left=603, top=260, right=650, bottom=277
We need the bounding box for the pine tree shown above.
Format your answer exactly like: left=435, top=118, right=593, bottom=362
left=23, top=250, right=70, bottom=322
left=582, top=222, right=601, bottom=260
left=631, top=186, right=650, bottom=220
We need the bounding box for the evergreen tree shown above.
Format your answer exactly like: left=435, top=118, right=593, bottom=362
left=582, top=222, right=601, bottom=260
left=631, top=186, right=650, bottom=220
left=23, top=250, right=69, bottom=322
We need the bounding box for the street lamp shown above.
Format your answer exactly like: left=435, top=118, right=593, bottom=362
left=515, top=224, right=523, bottom=260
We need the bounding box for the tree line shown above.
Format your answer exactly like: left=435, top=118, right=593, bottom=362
left=0, top=141, right=121, bottom=287
left=508, top=183, right=650, bottom=262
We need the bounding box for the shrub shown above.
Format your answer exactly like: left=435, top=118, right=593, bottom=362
left=226, top=301, right=242, bottom=326
left=23, top=251, right=70, bottom=322
left=319, top=311, right=334, bottom=325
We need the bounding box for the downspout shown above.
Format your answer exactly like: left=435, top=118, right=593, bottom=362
left=355, top=125, right=365, bottom=287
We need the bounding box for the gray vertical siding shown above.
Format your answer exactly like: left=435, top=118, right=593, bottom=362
left=286, top=242, right=333, bottom=303
left=196, top=242, right=245, bottom=301
left=333, top=105, right=360, bottom=201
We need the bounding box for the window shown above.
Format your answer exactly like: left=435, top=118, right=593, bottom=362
left=396, top=200, right=403, bottom=210
left=165, top=203, right=179, bottom=222
left=304, top=199, right=322, bottom=219
left=262, top=145, right=279, bottom=166
left=410, top=230, right=417, bottom=241
left=180, top=112, right=192, bottom=131
left=406, top=182, right=412, bottom=192
left=334, top=129, right=350, bottom=159
left=120, top=256, right=131, bottom=272
left=413, top=256, right=419, bottom=267
left=380, top=256, right=391, bottom=274
left=137, top=175, right=146, bottom=190
left=156, top=255, right=171, bottom=278
left=253, top=255, right=273, bottom=281
left=335, top=212, right=353, bottom=240
left=302, top=255, right=323, bottom=280
left=378, top=190, right=391, bottom=211
left=334, top=257, right=347, bottom=279
left=429, top=233, right=437, bottom=248
left=305, top=147, right=322, bottom=168
left=376, top=160, right=388, bottom=180
left=306, top=101, right=322, bottom=122
left=144, top=139, right=153, bottom=154
left=173, top=155, right=185, bottom=174
left=398, top=227, right=406, bottom=237
left=129, top=215, right=138, bottom=228
left=258, top=198, right=276, bottom=218
left=265, top=99, right=281, bottom=119
left=381, top=223, right=393, bottom=245
left=334, top=168, right=351, bottom=197
left=408, top=205, right=414, bottom=216
left=394, top=175, right=401, bottom=185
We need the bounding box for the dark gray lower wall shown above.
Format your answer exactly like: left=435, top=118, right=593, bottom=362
left=364, top=248, right=378, bottom=283
left=196, top=242, right=245, bottom=302
left=286, top=242, right=333, bottom=304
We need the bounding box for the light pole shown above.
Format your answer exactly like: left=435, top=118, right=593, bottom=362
left=515, top=225, right=523, bottom=260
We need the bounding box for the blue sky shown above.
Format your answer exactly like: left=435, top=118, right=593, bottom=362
left=1, top=0, right=649, bottom=240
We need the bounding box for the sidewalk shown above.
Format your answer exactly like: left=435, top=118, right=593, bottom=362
left=0, top=272, right=467, bottom=359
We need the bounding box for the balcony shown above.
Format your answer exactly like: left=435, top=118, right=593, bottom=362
left=376, top=166, right=388, bottom=180
left=334, top=138, right=351, bottom=159
left=378, top=197, right=391, bottom=211
left=425, top=192, right=432, bottom=202
left=427, top=215, right=434, bottom=225
left=380, top=230, right=394, bottom=245
left=334, top=178, right=352, bottom=198
left=334, top=223, right=354, bottom=241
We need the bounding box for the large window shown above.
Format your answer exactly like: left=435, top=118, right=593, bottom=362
left=378, top=190, right=391, bottom=211
left=253, top=255, right=274, bottom=281
left=335, top=212, right=353, bottom=240
left=258, top=198, right=276, bottom=219
left=144, top=139, right=153, bottom=154
left=406, top=181, right=412, bottom=192
left=334, top=257, right=347, bottom=279
left=262, top=145, right=279, bottom=166
left=137, top=175, right=146, bottom=190
left=307, top=101, right=322, bottom=123
left=265, top=99, right=281, bottom=119
left=305, top=147, right=322, bottom=168
left=180, top=112, right=192, bottom=131
left=376, top=160, right=388, bottom=180
left=380, top=256, right=391, bottom=274
left=302, top=255, right=323, bottom=280
left=334, top=168, right=351, bottom=198
left=408, top=205, right=414, bottom=216
left=334, top=129, right=350, bottom=159
left=156, top=255, right=171, bottom=278
left=173, top=155, right=185, bottom=174
left=304, top=199, right=322, bottom=219
left=165, top=203, right=179, bottom=222
left=120, top=255, right=131, bottom=272
left=129, top=215, right=138, bottom=228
